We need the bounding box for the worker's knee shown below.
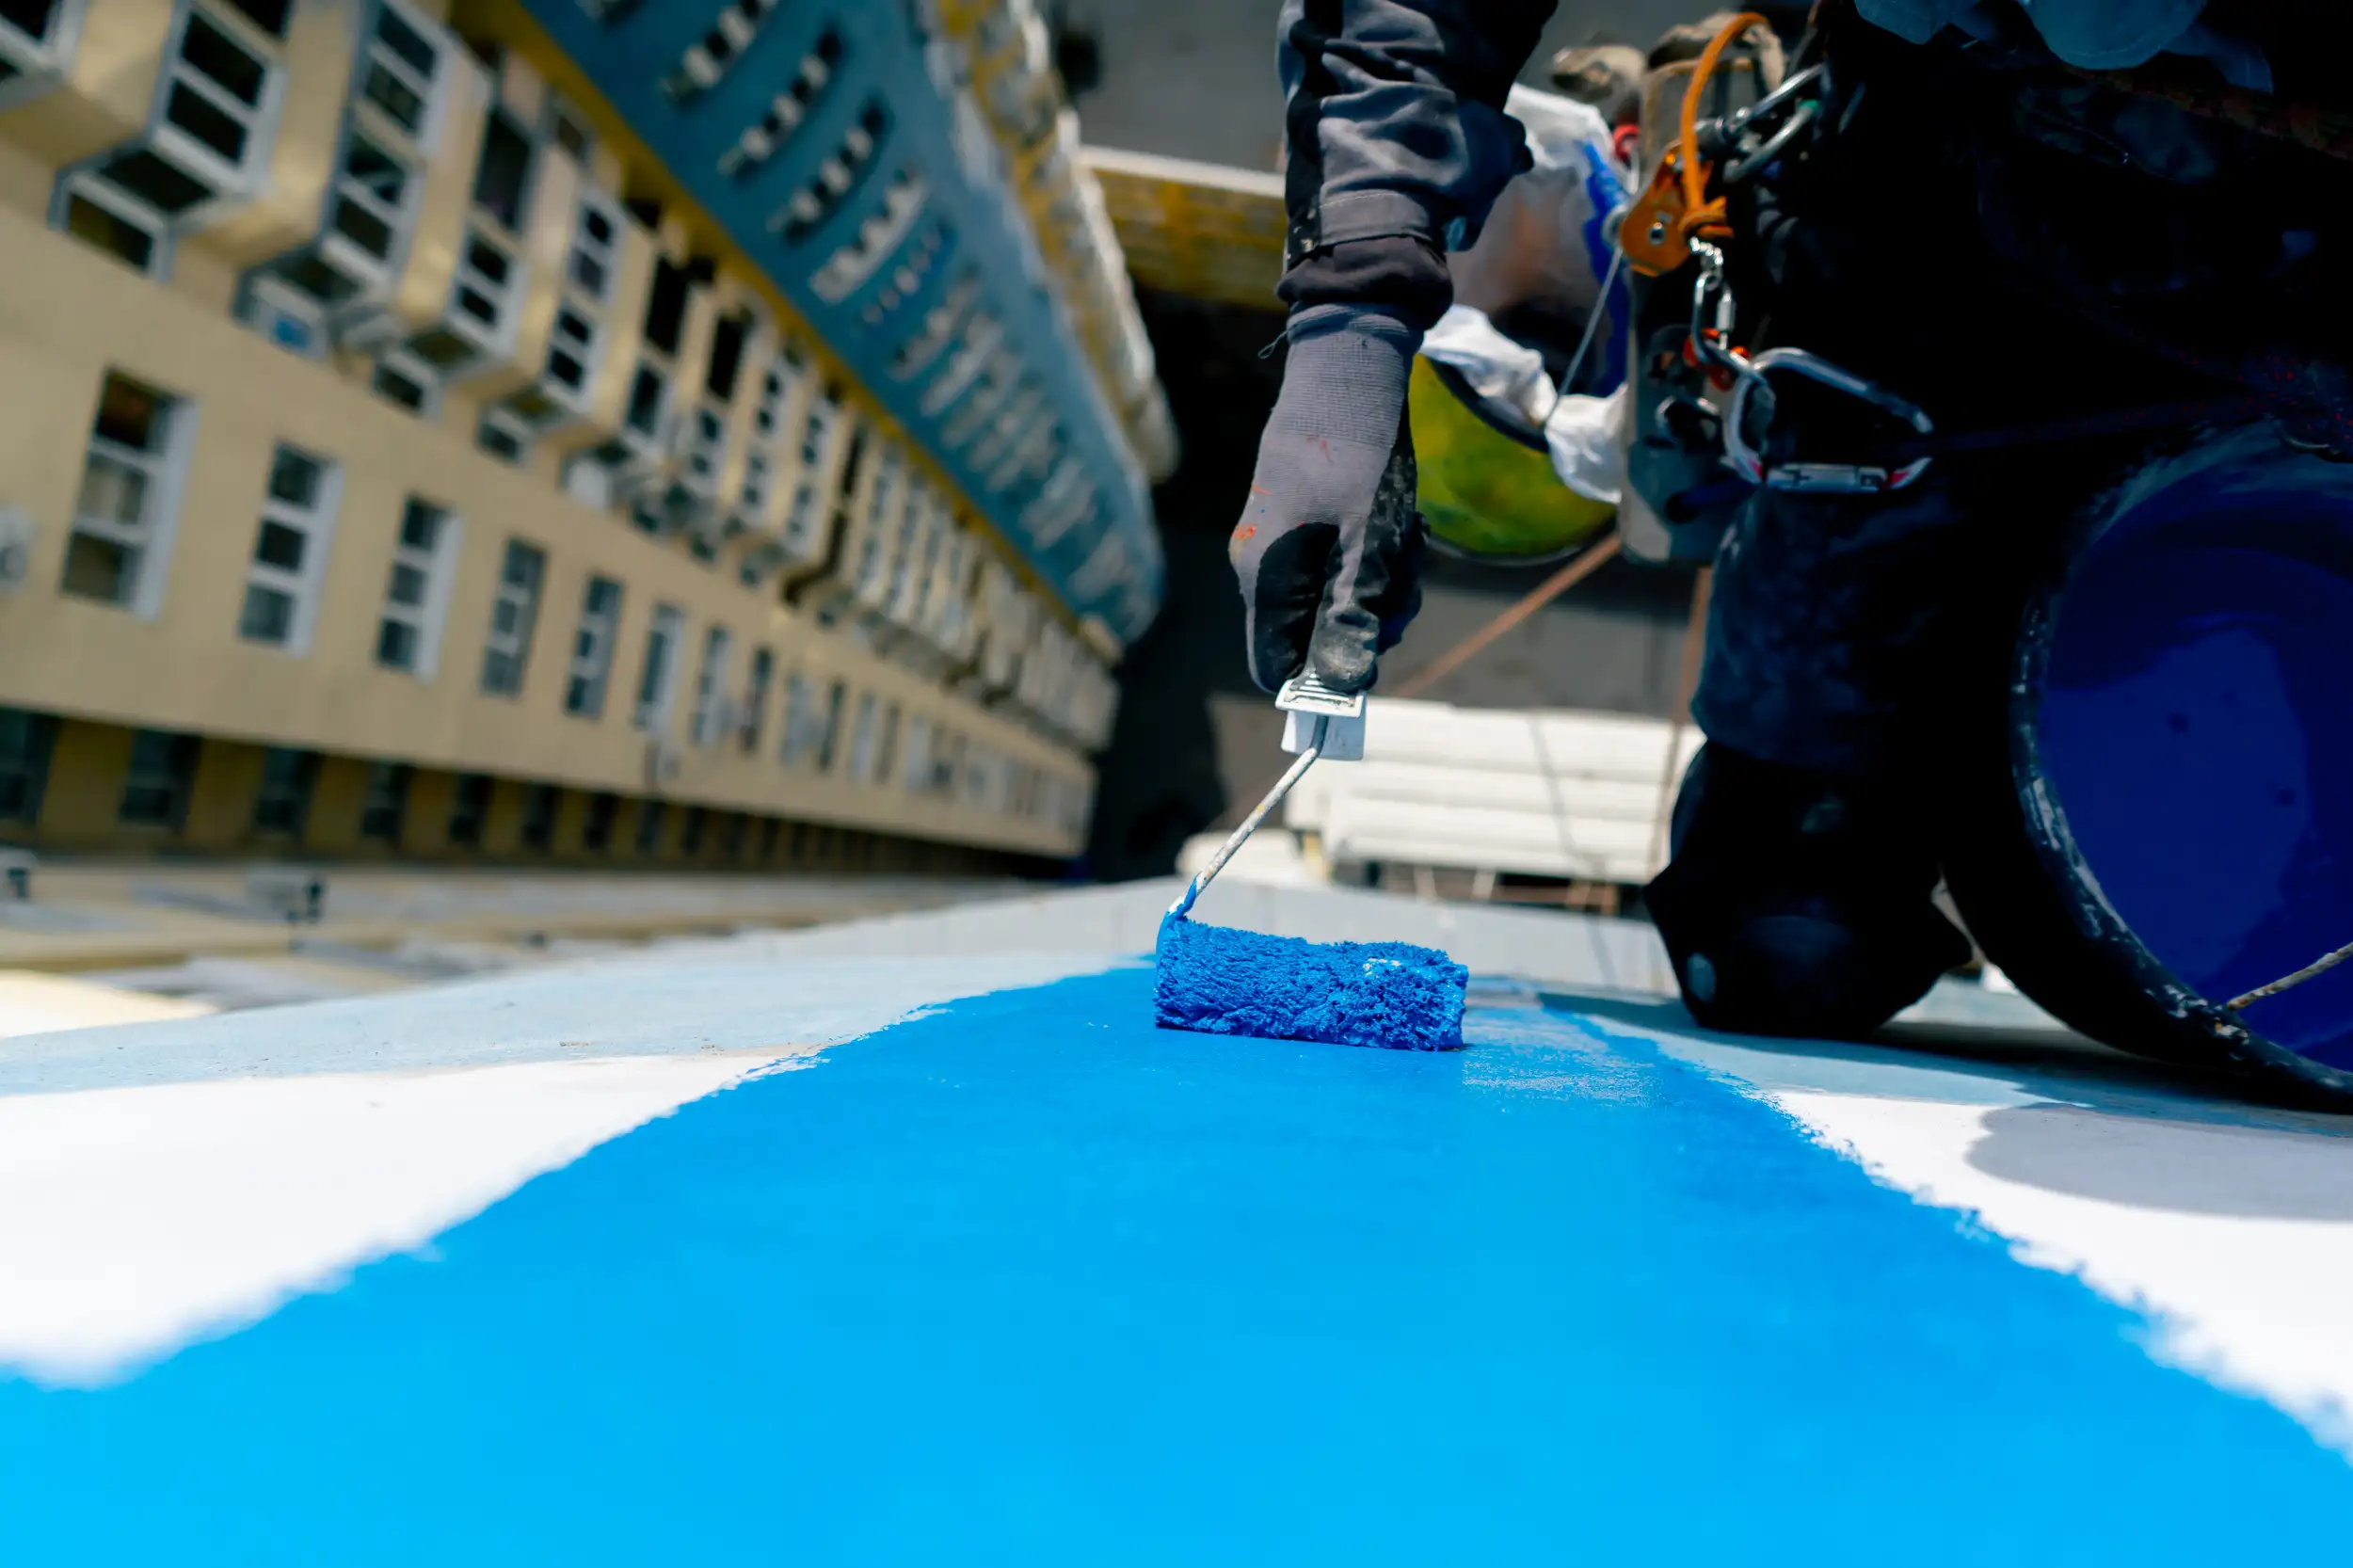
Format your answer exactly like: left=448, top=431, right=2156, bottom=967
left=1645, top=745, right=1969, bottom=1040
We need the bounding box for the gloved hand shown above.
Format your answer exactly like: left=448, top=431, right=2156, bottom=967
left=1230, top=303, right=1429, bottom=695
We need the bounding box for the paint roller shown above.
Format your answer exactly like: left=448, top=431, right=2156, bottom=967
left=1153, top=673, right=1469, bottom=1050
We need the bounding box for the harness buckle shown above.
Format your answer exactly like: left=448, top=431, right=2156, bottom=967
left=1722, top=346, right=1936, bottom=496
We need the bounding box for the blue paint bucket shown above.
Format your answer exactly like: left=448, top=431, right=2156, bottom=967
left=1953, top=427, right=2353, bottom=1098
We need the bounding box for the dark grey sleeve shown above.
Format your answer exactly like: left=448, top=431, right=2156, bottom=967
left=1277, top=0, right=1558, bottom=263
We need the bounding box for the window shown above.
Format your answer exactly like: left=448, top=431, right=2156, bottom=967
left=451, top=228, right=518, bottom=344
left=156, top=8, right=279, bottom=193
left=716, top=27, right=842, bottom=180
left=632, top=798, right=664, bottom=854
left=370, top=350, right=437, bottom=413
left=684, top=405, right=726, bottom=487
left=758, top=816, right=780, bottom=860
left=475, top=404, right=529, bottom=464
left=547, top=92, right=593, bottom=161
left=722, top=810, right=747, bottom=859
left=873, top=702, right=901, bottom=786
left=359, top=760, right=410, bottom=842
left=0, top=0, right=68, bottom=69
left=376, top=497, right=456, bottom=677
left=688, top=624, right=730, bottom=745
left=751, top=347, right=798, bottom=440
left=520, top=782, right=560, bottom=850
left=769, top=100, right=888, bottom=245
left=237, top=443, right=340, bottom=651
left=58, top=174, right=164, bottom=274
left=737, top=647, right=773, bottom=753
left=543, top=304, right=601, bottom=401
left=447, top=772, right=491, bottom=846
left=845, top=692, right=877, bottom=781
left=64, top=373, right=187, bottom=612
left=779, top=392, right=841, bottom=555
left=568, top=194, right=619, bottom=301
left=471, top=107, right=534, bottom=231
left=632, top=603, right=684, bottom=731
left=221, top=0, right=290, bottom=38
left=901, top=714, right=932, bottom=792
left=582, top=790, right=617, bottom=850
left=810, top=168, right=929, bottom=306
left=660, top=0, right=782, bottom=100
left=855, top=445, right=901, bottom=595
left=564, top=575, right=623, bottom=717
left=705, top=312, right=750, bottom=402
left=777, top=671, right=845, bottom=772
left=251, top=745, right=317, bottom=837
left=119, top=728, right=200, bottom=828
left=326, top=132, right=413, bottom=279
left=624, top=360, right=668, bottom=443
left=815, top=679, right=844, bottom=769
left=680, top=805, right=707, bottom=855
left=736, top=452, right=772, bottom=520
left=360, top=1, right=440, bottom=137
left=0, top=708, right=57, bottom=824
left=480, top=538, right=544, bottom=696
left=643, top=257, right=691, bottom=356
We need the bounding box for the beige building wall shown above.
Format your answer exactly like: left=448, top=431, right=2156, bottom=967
left=0, top=0, right=1113, bottom=867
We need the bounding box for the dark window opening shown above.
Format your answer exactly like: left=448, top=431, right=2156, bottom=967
left=119, top=729, right=200, bottom=828
left=250, top=746, right=318, bottom=838
left=358, top=761, right=411, bottom=843
left=816, top=680, right=845, bottom=771
left=0, top=0, right=63, bottom=41
left=758, top=817, right=781, bottom=860
left=447, top=772, right=493, bottom=847
left=219, top=0, right=292, bottom=40
left=471, top=109, right=535, bottom=231
left=680, top=805, right=706, bottom=855
left=520, top=783, right=560, bottom=851
left=63, top=193, right=155, bottom=271
left=643, top=257, right=691, bottom=355
left=633, top=798, right=665, bottom=855
left=705, top=312, right=749, bottom=402
left=180, top=14, right=267, bottom=104
left=98, top=150, right=207, bottom=215
left=0, top=707, right=57, bottom=824
left=549, top=100, right=593, bottom=161
left=624, top=362, right=665, bottom=436
left=722, top=811, right=748, bottom=859
left=371, top=358, right=428, bottom=412
left=583, top=791, right=617, bottom=851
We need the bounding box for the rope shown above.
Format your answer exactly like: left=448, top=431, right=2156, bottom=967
left=1674, top=12, right=1775, bottom=248
left=1390, top=534, right=1623, bottom=702
left=2228, top=937, right=2353, bottom=1014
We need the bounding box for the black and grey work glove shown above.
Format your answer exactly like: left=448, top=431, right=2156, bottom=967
left=1229, top=303, right=1428, bottom=696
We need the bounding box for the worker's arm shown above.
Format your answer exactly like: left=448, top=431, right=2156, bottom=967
left=1234, top=0, right=1556, bottom=695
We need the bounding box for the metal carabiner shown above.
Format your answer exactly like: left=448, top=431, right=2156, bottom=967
left=1721, top=346, right=1936, bottom=495
left=1684, top=241, right=1750, bottom=379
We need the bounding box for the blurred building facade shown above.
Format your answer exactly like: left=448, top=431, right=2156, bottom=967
left=0, top=0, right=1167, bottom=871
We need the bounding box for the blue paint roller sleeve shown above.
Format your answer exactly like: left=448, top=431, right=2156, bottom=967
left=1154, top=914, right=1470, bottom=1051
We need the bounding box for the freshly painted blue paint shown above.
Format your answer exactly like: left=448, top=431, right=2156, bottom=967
left=2, top=969, right=2347, bottom=1563
left=1155, top=913, right=1467, bottom=1048
left=2041, top=437, right=2353, bottom=1064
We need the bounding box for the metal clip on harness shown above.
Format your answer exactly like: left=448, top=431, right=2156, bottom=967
left=1722, top=348, right=1936, bottom=495
left=1682, top=242, right=1936, bottom=497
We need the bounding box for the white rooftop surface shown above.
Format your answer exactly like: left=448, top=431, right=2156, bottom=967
left=0, top=880, right=2349, bottom=1453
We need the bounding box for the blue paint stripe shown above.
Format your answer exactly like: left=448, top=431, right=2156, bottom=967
left=1, top=970, right=2345, bottom=1562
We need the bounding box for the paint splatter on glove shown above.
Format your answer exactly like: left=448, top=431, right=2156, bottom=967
left=1230, top=304, right=1428, bottom=696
